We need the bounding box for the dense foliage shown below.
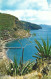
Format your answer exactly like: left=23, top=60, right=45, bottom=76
left=7, top=48, right=34, bottom=76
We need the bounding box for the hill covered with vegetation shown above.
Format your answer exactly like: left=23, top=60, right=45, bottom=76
left=0, top=13, right=25, bottom=40
left=21, top=21, right=42, bottom=30
left=0, top=13, right=42, bottom=40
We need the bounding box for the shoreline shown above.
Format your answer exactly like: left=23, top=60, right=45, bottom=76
left=0, top=38, right=21, bottom=60
left=0, top=32, right=31, bottom=61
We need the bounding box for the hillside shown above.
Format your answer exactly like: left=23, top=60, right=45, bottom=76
left=0, top=13, right=26, bottom=40
left=21, top=21, right=42, bottom=30
left=40, top=24, right=51, bottom=27
left=0, top=13, right=42, bottom=40
left=0, top=13, right=24, bottom=30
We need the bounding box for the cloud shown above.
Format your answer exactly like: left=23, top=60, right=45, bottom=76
left=0, top=0, right=51, bottom=25
left=19, top=0, right=49, bottom=10
left=0, top=10, right=51, bottom=25
left=0, top=0, right=51, bottom=11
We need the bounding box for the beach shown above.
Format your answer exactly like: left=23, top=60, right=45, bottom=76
left=0, top=32, right=30, bottom=60
left=0, top=38, right=15, bottom=60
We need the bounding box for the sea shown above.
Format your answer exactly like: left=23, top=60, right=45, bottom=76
left=6, top=25, right=51, bottom=63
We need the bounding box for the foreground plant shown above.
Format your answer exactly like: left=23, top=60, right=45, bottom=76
left=7, top=47, right=34, bottom=76
left=0, top=59, right=8, bottom=75
left=7, top=57, right=19, bottom=76
left=33, top=37, right=51, bottom=59
left=7, top=60, right=34, bottom=76
left=20, top=61, right=35, bottom=75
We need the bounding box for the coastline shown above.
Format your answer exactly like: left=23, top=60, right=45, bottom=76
left=0, top=32, right=31, bottom=61
left=0, top=38, right=13, bottom=60
left=0, top=38, right=21, bottom=60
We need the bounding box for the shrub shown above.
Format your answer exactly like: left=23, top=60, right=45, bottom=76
left=0, top=59, right=9, bottom=75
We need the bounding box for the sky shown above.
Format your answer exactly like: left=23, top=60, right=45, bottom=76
left=0, top=0, right=51, bottom=25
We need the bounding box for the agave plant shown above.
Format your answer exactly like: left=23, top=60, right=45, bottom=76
left=13, top=56, right=19, bottom=75
left=7, top=57, right=19, bottom=76
left=33, top=37, right=51, bottom=59
left=19, top=48, right=35, bottom=75
left=20, top=61, right=35, bottom=75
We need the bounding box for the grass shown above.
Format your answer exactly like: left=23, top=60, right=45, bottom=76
left=0, top=59, right=9, bottom=75
left=0, top=70, right=51, bottom=79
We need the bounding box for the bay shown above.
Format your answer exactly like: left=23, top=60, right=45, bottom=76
left=6, top=25, right=51, bottom=63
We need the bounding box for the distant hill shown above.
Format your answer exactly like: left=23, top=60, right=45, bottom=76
left=21, top=21, right=42, bottom=30
left=0, top=13, right=42, bottom=40
left=40, top=24, right=51, bottom=27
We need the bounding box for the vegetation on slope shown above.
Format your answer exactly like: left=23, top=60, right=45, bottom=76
left=21, top=21, right=42, bottom=30
left=0, top=13, right=42, bottom=40
left=0, top=13, right=25, bottom=30
left=0, top=13, right=25, bottom=40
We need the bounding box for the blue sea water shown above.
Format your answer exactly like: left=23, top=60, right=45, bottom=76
left=6, top=25, right=51, bottom=63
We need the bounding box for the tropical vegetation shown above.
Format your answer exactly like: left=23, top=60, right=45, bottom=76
left=0, top=37, right=51, bottom=79
left=33, top=37, right=51, bottom=59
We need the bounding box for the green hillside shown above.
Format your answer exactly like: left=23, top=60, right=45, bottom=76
left=0, top=13, right=42, bottom=40
left=0, top=13, right=25, bottom=40
left=21, top=21, right=42, bottom=30
left=0, top=13, right=25, bottom=30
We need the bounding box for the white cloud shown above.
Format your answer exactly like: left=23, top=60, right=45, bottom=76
left=0, top=0, right=50, bottom=11
left=18, top=0, right=49, bottom=10
left=0, top=10, right=51, bottom=25
left=38, top=0, right=48, bottom=10
left=0, top=0, right=51, bottom=25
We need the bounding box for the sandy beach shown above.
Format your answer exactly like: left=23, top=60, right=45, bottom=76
left=0, top=41, right=7, bottom=59
left=0, top=38, right=15, bottom=60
